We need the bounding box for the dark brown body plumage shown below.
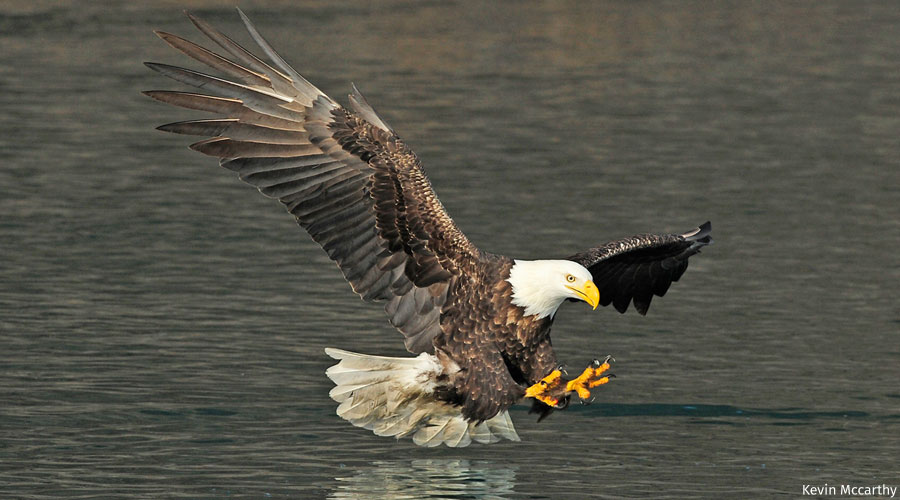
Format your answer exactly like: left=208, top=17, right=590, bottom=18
left=432, top=256, right=559, bottom=421
left=145, top=10, right=711, bottom=426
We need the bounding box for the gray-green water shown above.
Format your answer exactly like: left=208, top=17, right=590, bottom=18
left=2, top=1, right=898, bottom=498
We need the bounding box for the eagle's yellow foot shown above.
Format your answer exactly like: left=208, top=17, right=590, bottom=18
left=525, top=357, right=615, bottom=408
left=565, top=356, right=614, bottom=403
left=524, top=367, right=567, bottom=408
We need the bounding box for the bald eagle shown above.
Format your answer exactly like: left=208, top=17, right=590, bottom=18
left=145, top=10, right=712, bottom=447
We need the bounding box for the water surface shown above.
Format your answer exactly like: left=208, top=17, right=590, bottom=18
left=1, top=1, right=898, bottom=498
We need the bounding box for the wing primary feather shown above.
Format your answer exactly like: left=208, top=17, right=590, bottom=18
left=157, top=119, right=307, bottom=144
left=185, top=12, right=290, bottom=84
left=144, top=63, right=304, bottom=123
left=153, top=30, right=271, bottom=88
left=144, top=91, right=304, bottom=130
left=185, top=10, right=319, bottom=104
left=235, top=7, right=333, bottom=106
left=144, top=62, right=287, bottom=102
left=143, top=90, right=242, bottom=113
left=190, top=138, right=319, bottom=159
left=348, top=83, right=393, bottom=133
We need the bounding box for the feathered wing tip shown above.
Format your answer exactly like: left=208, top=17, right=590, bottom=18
left=682, top=221, right=712, bottom=246
left=324, top=348, right=519, bottom=447
left=348, top=83, right=394, bottom=133
left=673, top=221, right=713, bottom=266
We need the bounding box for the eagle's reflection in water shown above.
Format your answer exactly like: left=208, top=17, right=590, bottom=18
left=329, top=459, right=517, bottom=500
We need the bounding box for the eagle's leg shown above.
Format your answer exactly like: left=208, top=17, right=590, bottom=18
left=524, top=356, right=614, bottom=408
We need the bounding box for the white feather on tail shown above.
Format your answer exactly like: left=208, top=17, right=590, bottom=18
left=325, top=348, right=519, bottom=447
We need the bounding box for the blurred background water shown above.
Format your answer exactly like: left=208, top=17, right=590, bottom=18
left=1, top=0, right=897, bottom=498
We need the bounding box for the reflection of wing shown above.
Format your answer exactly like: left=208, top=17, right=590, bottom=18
left=145, top=10, right=481, bottom=354
left=567, top=222, right=711, bottom=315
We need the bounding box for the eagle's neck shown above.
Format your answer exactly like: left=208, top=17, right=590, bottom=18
left=506, top=260, right=567, bottom=320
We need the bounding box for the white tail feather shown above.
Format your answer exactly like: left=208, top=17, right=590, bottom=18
left=325, top=348, right=519, bottom=447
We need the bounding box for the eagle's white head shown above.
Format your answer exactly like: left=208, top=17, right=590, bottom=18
left=507, top=260, right=599, bottom=319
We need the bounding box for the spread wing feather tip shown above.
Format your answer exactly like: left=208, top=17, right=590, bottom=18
left=568, top=222, right=712, bottom=315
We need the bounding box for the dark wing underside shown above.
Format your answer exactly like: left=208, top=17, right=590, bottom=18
left=567, top=222, right=712, bottom=315
left=145, top=9, right=482, bottom=354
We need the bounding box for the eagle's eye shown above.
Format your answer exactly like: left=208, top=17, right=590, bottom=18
left=566, top=274, right=576, bottom=283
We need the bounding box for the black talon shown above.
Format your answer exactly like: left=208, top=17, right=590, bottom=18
left=557, top=364, right=568, bottom=376
left=603, top=355, right=614, bottom=364
left=591, top=359, right=601, bottom=368
left=553, top=396, right=570, bottom=410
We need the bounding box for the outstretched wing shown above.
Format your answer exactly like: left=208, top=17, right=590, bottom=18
left=145, top=9, right=481, bottom=354
left=567, top=222, right=712, bottom=315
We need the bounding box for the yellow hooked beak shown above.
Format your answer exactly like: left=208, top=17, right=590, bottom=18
left=567, top=280, right=599, bottom=310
